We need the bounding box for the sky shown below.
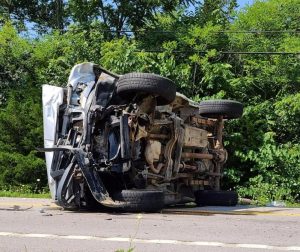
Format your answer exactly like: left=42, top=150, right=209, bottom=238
left=237, top=0, right=254, bottom=9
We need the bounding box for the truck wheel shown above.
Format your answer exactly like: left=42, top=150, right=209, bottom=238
left=199, top=100, right=243, bottom=119
left=113, top=189, right=164, bottom=212
left=194, top=190, right=238, bottom=206
left=116, top=73, right=176, bottom=105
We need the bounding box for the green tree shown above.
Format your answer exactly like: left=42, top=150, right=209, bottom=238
left=0, top=0, right=66, bottom=32
left=196, top=0, right=237, bottom=27
left=68, top=0, right=195, bottom=33
left=223, top=0, right=300, bottom=202
left=0, top=89, right=47, bottom=189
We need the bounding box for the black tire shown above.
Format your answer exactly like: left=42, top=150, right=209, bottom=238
left=116, top=73, right=176, bottom=105
left=199, top=100, right=243, bottom=119
left=113, top=189, right=164, bottom=212
left=194, top=190, right=238, bottom=206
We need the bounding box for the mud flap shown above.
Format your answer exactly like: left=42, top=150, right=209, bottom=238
left=39, top=146, right=124, bottom=208
left=73, top=149, right=123, bottom=207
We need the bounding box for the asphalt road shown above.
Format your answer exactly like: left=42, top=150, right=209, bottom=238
left=0, top=197, right=300, bottom=252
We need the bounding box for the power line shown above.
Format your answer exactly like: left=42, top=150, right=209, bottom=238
left=21, top=25, right=300, bottom=34
left=134, top=50, right=300, bottom=55
left=220, top=51, right=299, bottom=55
left=98, top=29, right=300, bottom=34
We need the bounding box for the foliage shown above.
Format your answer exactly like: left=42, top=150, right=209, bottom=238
left=196, top=0, right=238, bottom=27
left=0, top=23, right=34, bottom=103
left=2, top=0, right=196, bottom=33
left=0, top=0, right=299, bottom=203
left=0, top=90, right=47, bottom=189
left=221, top=0, right=300, bottom=203
left=0, top=0, right=65, bottom=32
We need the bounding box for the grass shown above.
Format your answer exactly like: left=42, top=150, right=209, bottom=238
left=0, top=184, right=51, bottom=198
left=285, top=202, right=300, bottom=208
left=0, top=190, right=51, bottom=198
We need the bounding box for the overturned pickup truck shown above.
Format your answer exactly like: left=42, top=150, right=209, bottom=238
left=42, top=63, right=243, bottom=212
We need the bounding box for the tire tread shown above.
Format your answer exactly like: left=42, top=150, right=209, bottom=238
left=199, top=100, right=243, bottom=119
left=117, top=73, right=176, bottom=105
left=114, top=189, right=164, bottom=212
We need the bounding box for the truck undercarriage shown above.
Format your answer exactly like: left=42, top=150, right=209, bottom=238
left=42, top=63, right=243, bottom=212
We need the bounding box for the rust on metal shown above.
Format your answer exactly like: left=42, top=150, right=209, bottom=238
left=148, top=133, right=169, bottom=140
left=181, top=152, right=214, bottom=160
left=190, top=116, right=215, bottom=126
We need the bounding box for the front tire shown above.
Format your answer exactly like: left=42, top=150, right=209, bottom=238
left=113, top=189, right=164, bottom=212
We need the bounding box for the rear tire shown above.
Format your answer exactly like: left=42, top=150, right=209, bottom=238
left=194, top=190, right=238, bottom=206
left=113, top=189, right=164, bottom=212
left=199, top=100, right=243, bottom=119
left=116, top=73, right=176, bottom=105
